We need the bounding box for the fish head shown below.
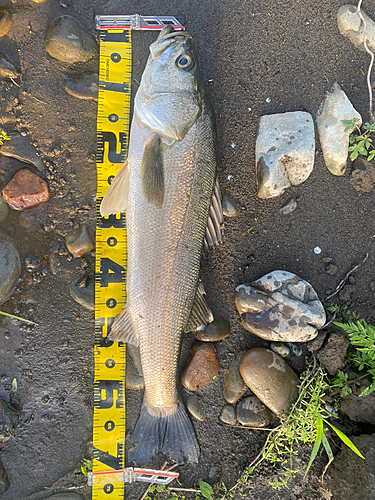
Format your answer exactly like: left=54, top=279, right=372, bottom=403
left=135, top=27, right=205, bottom=142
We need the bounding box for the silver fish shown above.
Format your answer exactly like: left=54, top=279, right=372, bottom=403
left=100, top=26, right=223, bottom=465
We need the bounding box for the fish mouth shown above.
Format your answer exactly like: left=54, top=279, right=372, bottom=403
left=150, top=26, right=194, bottom=58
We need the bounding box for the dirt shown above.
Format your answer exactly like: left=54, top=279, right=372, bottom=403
left=0, top=0, right=375, bottom=499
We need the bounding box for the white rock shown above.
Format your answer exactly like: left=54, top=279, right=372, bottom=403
left=337, top=4, right=375, bottom=53
left=316, top=82, right=362, bottom=176
left=255, top=111, right=315, bottom=199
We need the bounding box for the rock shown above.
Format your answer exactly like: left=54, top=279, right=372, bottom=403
left=66, top=225, right=94, bottom=257
left=181, top=342, right=220, bottom=391
left=0, top=230, right=20, bottom=304
left=326, top=433, right=375, bottom=500
left=2, top=168, right=50, bottom=210
left=236, top=395, right=274, bottom=427
left=25, top=255, right=40, bottom=272
left=186, top=394, right=204, bottom=421
left=0, top=52, right=20, bottom=79
left=350, top=157, right=375, bottom=193
left=0, top=400, right=18, bottom=443
left=280, top=198, right=297, bottom=215
left=326, top=264, right=338, bottom=276
left=65, top=74, right=99, bottom=101
left=44, top=16, right=97, bottom=63
left=192, top=316, right=230, bottom=342
left=255, top=111, right=315, bottom=199
left=0, top=193, right=9, bottom=222
left=45, top=494, right=85, bottom=500
left=340, top=383, right=375, bottom=425
left=270, top=342, right=290, bottom=359
left=337, top=4, right=375, bottom=53
left=307, top=330, right=327, bottom=352
left=0, top=133, right=45, bottom=173
left=239, top=348, right=300, bottom=415
left=339, top=284, right=355, bottom=303
left=0, top=461, right=9, bottom=495
left=0, top=10, right=12, bottom=38
left=69, top=275, right=94, bottom=310
left=224, top=353, right=248, bottom=404
left=219, top=404, right=236, bottom=425
left=316, top=82, right=362, bottom=176
left=234, top=270, right=326, bottom=343
left=221, top=195, right=238, bottom=217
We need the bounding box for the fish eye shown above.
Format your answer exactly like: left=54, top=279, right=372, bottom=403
left=176, top=54, right=194, bottom=71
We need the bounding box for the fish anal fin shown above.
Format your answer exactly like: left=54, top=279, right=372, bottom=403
left=108, top=306, right=138, bottom=346
left=184, top=282, right=214, bottom=333
left=141, top=134, right=164, bottom=209
left=100, top=160, right=130, bottom=216
left=204, top=176, right=224, bottom=249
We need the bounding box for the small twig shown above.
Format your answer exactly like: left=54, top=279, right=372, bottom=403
left=326, top=252, right=368, bottom=300
left=357, top=0, right=375, bottom=122
left=168, top=487, right=200, bottom=493
left=319, top=310, right=337, bottom=330
left=139, top=462, right=179, bottom=500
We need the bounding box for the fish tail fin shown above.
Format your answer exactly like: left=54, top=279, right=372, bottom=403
left=129, top=402, right=199, bottom=466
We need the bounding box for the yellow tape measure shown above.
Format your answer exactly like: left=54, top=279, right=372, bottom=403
left=93, top=27, right=131, bottom=499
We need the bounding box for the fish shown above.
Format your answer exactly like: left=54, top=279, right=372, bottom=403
left=100, top=25, right=223, bottom=466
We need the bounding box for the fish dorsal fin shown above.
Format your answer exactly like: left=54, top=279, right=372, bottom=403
left=108, top=306, right=139, bottom=346
left=184, top=282, right=214, bottom=333
left=141, top=134, right=164, bottom=209
left=100, top=160, right=130, bottom=216
left=204, top=176, right=223, bottom=250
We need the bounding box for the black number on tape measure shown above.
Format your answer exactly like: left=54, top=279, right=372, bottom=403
left=97, top=211, right=124, bottom=229
left=107, top=237, right=117, bottom=247
left=103, top=483, right=114, bottom=494
left=99, top=81, right=130, bottom=93
left=106, top=298, right=117, bottom=309
left=105, top=359, right=115, bottom=368
left=94, top=442, right=124, bottom=470
left=104, top=420, right=115, bottom=431
left=96, top=131, right=127, bottom=163
left=99, top=258, right=125, bottom=287
left=107, top=175, right=114, bottom=185
left=95, top=317, right=114, bottom=347
left=108, top=113, right=119, bottom=123
left=94, top=380, right=123, bottom=409
left=110, top=52, right=121, bottom=63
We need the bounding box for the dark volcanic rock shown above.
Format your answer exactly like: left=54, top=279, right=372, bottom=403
left=2, top=168, right=50, bottom=210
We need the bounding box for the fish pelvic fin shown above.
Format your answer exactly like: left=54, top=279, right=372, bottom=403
left=129, top=402, right=200, bottom=466
left=204, top=176, right=224, bottom=251
left=108, top=306, right=138, bottom=346
left=141, top=134, right=164, bottom=209
left=184, top=281, right=214, bottom=333
left=100, top=160, right=130, bottom=216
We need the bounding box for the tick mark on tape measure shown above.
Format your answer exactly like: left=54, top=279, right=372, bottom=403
left=104, top=420, right=115, bottom=431
left=111, top=52, right=121, bottom=63
left=105, top=359, right=116, bottom=368
left=108, top=113, right=119, bottom=123
left=103, top=483, right=114, bottom=494
left=106, top=298, right=117, bottom=309
left=107, top=237, right=117, bottom=247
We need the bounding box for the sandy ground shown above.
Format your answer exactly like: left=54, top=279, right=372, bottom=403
left=0, top=0, right=375, bottom=499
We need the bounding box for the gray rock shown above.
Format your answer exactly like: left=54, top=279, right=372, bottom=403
left=0, top=52, right=20, bottom=79
left=219, top=405, right=236, bottom=425
left=45, top=494, right=85, bottom=500
left=255, top=111, right=315, bottom=199
left=224, top=353, right=248, bottom=404
left=192, top=316, right=230, bottom=342
left=44, top=16, right=97, bottom=63
left=65, top=73, right=99, bottom=101
left=236, top=395, right=273, bottom=427
left=186, top=394, right=204, bottom=421
left=0, top=10, right=12, bottom=38
left=0, top=133, right=45, bottom=173
left=221, top=195, right=238, bottom=217
left=0, top=230, right=20, bottom=304
left=0, top=192, right=9, bottom=222
left=270, top=342, right=290, bottom=358
left=0, top=400, right=18, bottom=443
left=316, top=82, right=362, bottom=175
left=66, top=224, right=94, bottom=257
left=280, top=198, right=297, bottom=215
left=337, top=4, right=375, bottom=53
left=0, top=461, right=9, bottom=494
left=69, top=275, right=94, bottom=310
left=235, top=270, right=326, bottom=343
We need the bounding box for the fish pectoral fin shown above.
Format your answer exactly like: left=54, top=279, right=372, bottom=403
left=100, top=160, right=130, bottom=216
left=204, top=175, right=224, bottom=252
left=108, top=306, right=139, bottom=346
left=140, top=134, right=164, bottom=209
left=184, top=281, right=214, bottom=333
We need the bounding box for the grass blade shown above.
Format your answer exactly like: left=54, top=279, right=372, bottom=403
left=323, top=420, right=364, bottom=459
left=304, top=416, right=323, bottom=477
left=0, top=310, right=37, bottom=325
left=321, top=431, right=334, bottom=479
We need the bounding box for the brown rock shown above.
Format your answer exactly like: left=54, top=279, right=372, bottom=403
left=181, top=342, right=220, bottom=391
left=224, top=353, right=247, bottom=404
left=192, top=316, right=230, bottom=342
left=317, top=329, right=349, bottom=375
left=239, top=348, right=299, bottom=415
left=2, top=168, right=49, bottom=210
left=0, top=10, right=12, bottom=38
left=236, top=395, right=274, bottom=427
left=219, top=405, right=236, bottom=425
left=66, top=224, right=94, bottom=257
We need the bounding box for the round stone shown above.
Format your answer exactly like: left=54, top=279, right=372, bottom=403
left=270, top=342, right=290, bottom=359
left=192, top=316, right=230, bottom=342
left=0, top=192, right=9, bottom=222
left=239, top=348, right=299, bottom=415
left=223, top=353, right=247, bottom=404
left=65, top=74, right=99, bottom=101
left=186, top=394, right=204, bottom=421
left=221, top=195, right=238, bottom=217
left=44, top=16, right=97, bottom=63
left=0, top=10, right=12, bottom=38
left=69, top=275, right=94, bottom=310
left=219, top=405, right=236, bottom=425
left=2, top=167, right=50, bottom=210
left=0, top=52, right=20, bottom=79
left=0, top=230, right=20, bottom=304
left=66, top=224, right=94, bottom=257
left=181, top=342, right=220, bottom=391
left=0, top=400, right=18, bottom=443
left=236, top=395, right=273, bottom=427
